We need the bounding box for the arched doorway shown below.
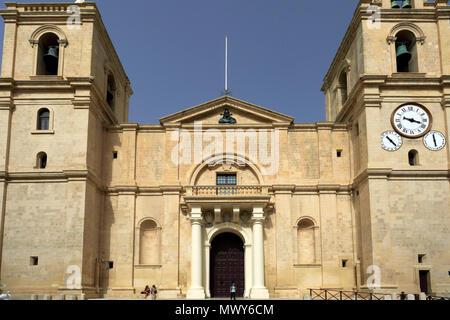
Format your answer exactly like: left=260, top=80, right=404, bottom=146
left=210, top=233, right=245, bottom=298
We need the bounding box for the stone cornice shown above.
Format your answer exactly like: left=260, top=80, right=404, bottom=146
left=0, top=78, right=15, bottom=110
left=2, top=169, right=103, bottom=188
left=106, top=122, right=353, bottom=133
left=106, top=124, right=166, bottom=133
left=160, top=185, right=184, bottom=194
left=121, top=123, right=139, bottom=131
left=352, top=168, right=450, bottom=187
left=12, top=78, right=71, bottom=88
left=335, top=75, right=449, bottom=122
left=271, top=185, right=296, bottom=194
left=0, top=77, right=15, bottom=88
left=294, top=185, right=352, bottom=194
left=106, top=185, right=185, bottom=195
left=1, top=3, right=97, bottom=25
left=336, top=75, right=386, bottom=122
left=0, top=76, right=120, bottom=127
left=87, top=80, right=119, bottom=125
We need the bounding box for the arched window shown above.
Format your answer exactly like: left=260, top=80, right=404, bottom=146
left=37, top=108, right=50, bottom=130
left=106, top=73, right=116, bottom=109
left=37, top=152, right=47, bottom=169
left=395, top=30, right=418, bottom=73
left=408, top=150, right=419, bottom=166
left=36, top=33, right=60, bottom=75
left=338, top=70, right=348, bottom=106
left=297, top=218, right=316, bottom=264
left=139, top=219, right=161, bottom=265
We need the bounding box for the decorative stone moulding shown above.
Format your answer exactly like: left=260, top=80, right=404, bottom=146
left=386, top=22, right=426, bottom=45
left=29, top=25, right=69, bottom=48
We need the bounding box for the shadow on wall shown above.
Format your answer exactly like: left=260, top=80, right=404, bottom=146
left=99, top=196, right=115, bottom=294
left=98, top=135, right=122, bottom=295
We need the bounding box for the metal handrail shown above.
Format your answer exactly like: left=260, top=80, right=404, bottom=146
left=309, top=289, right=393, bottom=301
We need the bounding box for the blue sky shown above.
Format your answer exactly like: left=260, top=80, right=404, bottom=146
left=0, top=1, right=360, bottom=123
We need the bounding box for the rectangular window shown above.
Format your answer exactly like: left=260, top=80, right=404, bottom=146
left=337, top=150, right=343, bottom=158
left=109, top=261, right=114, bottom=269
left=342, top=259, right=348, bottom=268
left=418, top=254, right=426, bottom=264
left=30, top=256, right=39, bottom=266
left=216, top=174, right=237, bottom=186
left=113, top=151, right=118, bottom=159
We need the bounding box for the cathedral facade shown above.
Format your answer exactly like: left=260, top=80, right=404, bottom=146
left=0, top=1, right=449, bottom=299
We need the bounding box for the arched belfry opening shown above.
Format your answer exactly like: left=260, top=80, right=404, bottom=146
left=36, top=33, right=60, bottom=75
left=338, top=70, right=348, bottom=106
left=210, top=232, right=245, bottom=298
left=106, top=73, right=116, bottom=110
left=395, top=30, right=418, bottom=73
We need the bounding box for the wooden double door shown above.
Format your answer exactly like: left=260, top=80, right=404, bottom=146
left=210, top=233, right=245, bottom=298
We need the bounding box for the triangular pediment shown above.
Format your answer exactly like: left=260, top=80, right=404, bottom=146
left=160, top=96, right=294, bottom=127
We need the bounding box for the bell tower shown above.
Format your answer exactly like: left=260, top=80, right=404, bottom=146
left=322, top=0, right=450, bottom=294
left=0, top=2, right=132, bottom=297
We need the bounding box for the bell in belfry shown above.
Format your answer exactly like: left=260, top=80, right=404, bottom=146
left=43, top=45, right=59, bottom=73
left=396, top=44, right=412, bottom=63
left=401, top=0, right=412, bottom=8
left=391, top=0, right=400, bottom=8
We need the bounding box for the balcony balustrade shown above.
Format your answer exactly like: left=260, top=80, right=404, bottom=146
left=187, top=185, right=269, bottom=197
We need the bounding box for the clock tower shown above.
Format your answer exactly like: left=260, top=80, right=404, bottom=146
left=322, top=0, right=450, bottom=293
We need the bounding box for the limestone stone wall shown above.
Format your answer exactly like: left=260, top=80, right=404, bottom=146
left=1, top=181, right=85, bottom=293
left=358, top=178, right=450, bottom=293
left=365, top=101, right=448, bottom=168
left=5, top=23, right=92, bottom=80
left=363, top=21, right=442, bottom=77
left=101, top=119, right=357, bottom=297
left=8, top=103, right=89, bottom=172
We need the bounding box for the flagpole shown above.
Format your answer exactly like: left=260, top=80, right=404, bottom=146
left=225, top=36, right=228, bottom=92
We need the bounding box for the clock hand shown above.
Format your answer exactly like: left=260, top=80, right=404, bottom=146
left=403, top=117, right=421, bottom=124
left=433, top=134, right=437, bottom=147
left=386, top=137, right=397, bottom=147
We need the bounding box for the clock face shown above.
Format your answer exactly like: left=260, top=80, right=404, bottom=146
left=381, top=131, right=403, bottom=151
left=391, top=104, right=432, bottom=138
left=423, top=131, right=446, bottom=151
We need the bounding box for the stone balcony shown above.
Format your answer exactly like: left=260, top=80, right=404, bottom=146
left=182, top=185, right=272, bottom=211
left=189, top=185, right=269, bottom=196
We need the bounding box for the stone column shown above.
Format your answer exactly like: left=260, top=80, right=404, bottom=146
left=204, top=244, right=211, bottom=298
left=250, top=206, right=269, bottom=299
left=186, top=206, right=206, bottom=299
